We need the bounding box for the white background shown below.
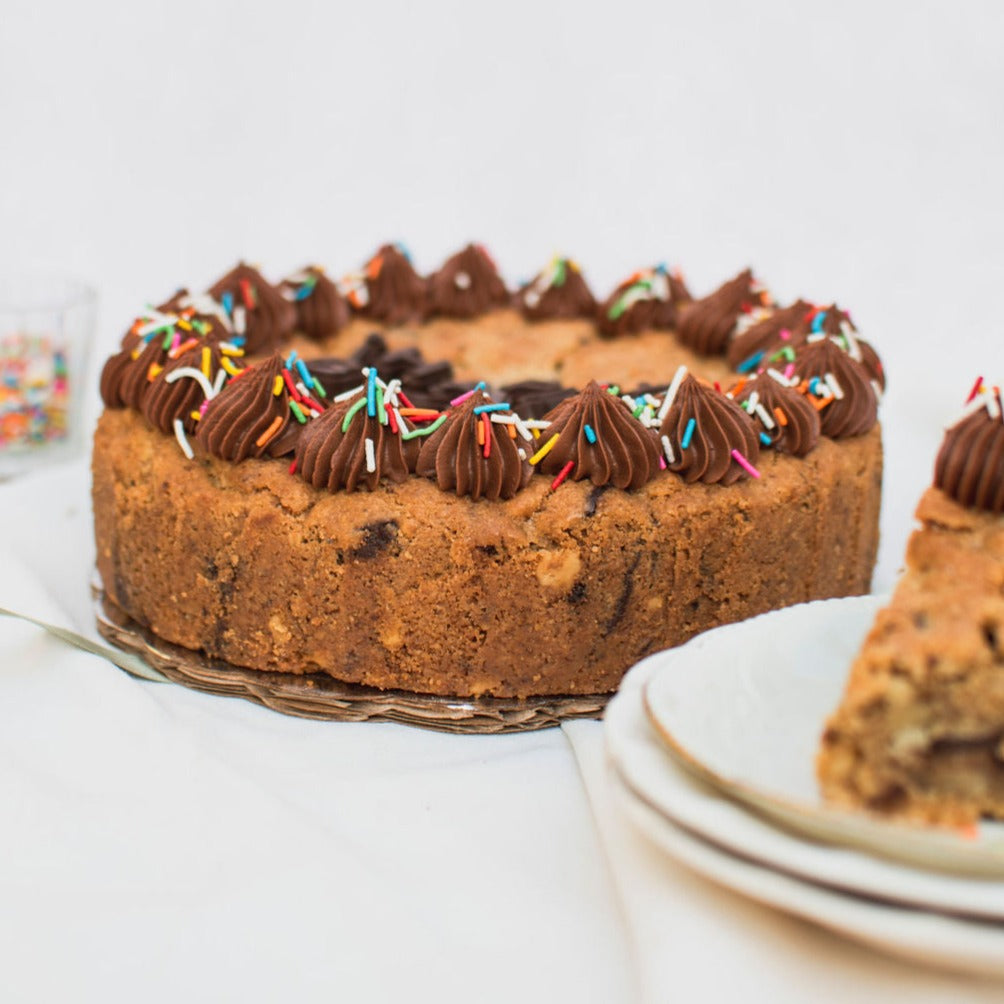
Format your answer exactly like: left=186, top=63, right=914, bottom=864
left=3, top=0, right=1003, bottom=586
left=1, top=2, right=1004, bottom=1001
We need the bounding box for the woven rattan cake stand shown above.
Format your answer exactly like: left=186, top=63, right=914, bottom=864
left=92, top=572, right=609, bottom=734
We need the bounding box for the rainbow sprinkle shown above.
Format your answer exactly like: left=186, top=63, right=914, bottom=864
left=550, top=460, right=574, bottom=491
left=450, top=381, right=487, bottom=408
left=294, top=274, right=319, bottom=301
left=657, top=366, right=688, bottom=421
left=731, top=449, right=761, bottom=479
left=481, top=413, right=492, bottom=458
left=680, top=417, right=696, bottom=450
left=165, top=366, right=217, bottom=401
left=172, top=418, right=194, bottom=460
left=529, top=433, right=560, bottom=466
left=366, top=367, right=377, bottom=417
left=341, top=397, right=368, bottom=431
left=256, top=415, right=283, bottom=448
left=400, top=414, right=448, bottom=439
left=607, top=265, right=673, bottom=320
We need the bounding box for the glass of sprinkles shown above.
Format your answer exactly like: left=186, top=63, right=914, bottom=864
left=0, top=275, right=97, bottom=478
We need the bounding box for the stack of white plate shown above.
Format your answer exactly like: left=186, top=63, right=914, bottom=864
left=604, top=595, right=1004, bottom=978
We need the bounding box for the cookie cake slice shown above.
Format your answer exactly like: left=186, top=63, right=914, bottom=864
left=817, top=379, right=1004, bottom=824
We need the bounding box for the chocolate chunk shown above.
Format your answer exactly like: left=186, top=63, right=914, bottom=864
left=351, top=519, right=400, bottom=560
left=584, top=484, right=610, bottom=518
left=604, top=553, right=641, bottom=633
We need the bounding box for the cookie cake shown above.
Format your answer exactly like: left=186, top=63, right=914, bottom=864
left=818, top=379, right=1003, bottom=823
left=92, top=244, right=885, bottom=702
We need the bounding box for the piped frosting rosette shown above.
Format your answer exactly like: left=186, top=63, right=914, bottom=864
left=730, top=370, right=820, bottom=457
left=426, top=244, right=510, bottom=319
left=416, top=386, right=533, bottom=500
left=100, top=325, right=172, bottom=411
left=729, top=300, right=885, bottom=393
left=726, top=299, right=813, bottom=372
left=656, top=367, right=761, bottom=485
left=100, top=304, right=232, bottom=412
left=342, top=244, right=426, bottom=325
left=804, top=306, right=886, bottom=392
left=792, top=336, right=878, bottom=439
left=206, top=263, right=296, bottom=355
left=143, top=340, right=245, bottom=436
left=196, top=351, right=327, bottom=462
left=676, top=269, right=773, bottom=357
left=517, top=256, right=596, bottom=321
left=281, top=266, right=350, bottom=338
left=532, top=380, right=660, bottom=491
left=157, top=290, right=235, bottom=342
left=295, top=367, right=425, bottom=492
left=934, top=379, right=1004, bottom=513
left=597, top=264, right=690, bottom=337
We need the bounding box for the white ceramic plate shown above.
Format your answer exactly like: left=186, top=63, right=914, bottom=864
left=640, top=596, right=1004, bottom=877
left=604, top=597, right=1004, bottom=922
left=610, top=765, right=1004, bottom=979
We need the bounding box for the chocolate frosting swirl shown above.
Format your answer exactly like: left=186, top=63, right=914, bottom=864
left=99, top=334, right=170, bottom=411
left=157, top=290, right=234, bottom=341
left=676, top=269, right=772, bottom=357
left=196, top=353, right=309, bottom=461
left=794, top=337, right=878, bottom=439
left=934, top=392, right=1004, bottom=513
left=732, top=372, right=820, bottom=457
left=659, top=374, right=760, bottom=485
left=779, top=303, right=851, bottom=352
left=856, top=337, right=886, bottom=392
left=426, top=244, right=509, bottom=319
left=346, top=244, right=427, bottom=325
left=142, top=341, right=233, bottom=434
left=800, top=303, right=851, bottom=339
left=207, top=263, right=296, bottom=354
left=297, top=389, right=417, bottom=493
left=281, top=266, right=349, bottom=339
left=794, top=305, right=886, bottom=393
left=597, top=266, right=690, bottom=337
left=727, top=299, right=886, bottom=394
left=726, top=299, right=813, bottom=370
left=536, top=381, right=660, bottom=490
left=416, top=391, right=531, bottom=500
left=517, top=257, right=596, bottom=321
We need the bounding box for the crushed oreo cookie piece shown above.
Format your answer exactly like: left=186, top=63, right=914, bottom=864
left=500, top=380, right=577, bottom=420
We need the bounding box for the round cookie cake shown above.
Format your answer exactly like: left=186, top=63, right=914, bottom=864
left=92, top=246, right=884, bottom=699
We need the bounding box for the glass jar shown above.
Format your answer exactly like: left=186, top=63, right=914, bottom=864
left=0, top=275, right=97, bottom=478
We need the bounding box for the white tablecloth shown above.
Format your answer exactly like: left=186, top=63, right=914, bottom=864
left=0, top=462, right=631, bottom=1003
left=3, top=455, right=1003, bottom=1004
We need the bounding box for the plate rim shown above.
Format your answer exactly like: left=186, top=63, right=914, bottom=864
left=609, top=762, right=1004, bottom=980
left=604, top=652, right=1004, bottom=922
left=638, top=596, right=1004, bottom=878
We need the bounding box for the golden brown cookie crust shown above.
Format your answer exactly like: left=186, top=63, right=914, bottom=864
left=94, top=408, right=881, bottom=698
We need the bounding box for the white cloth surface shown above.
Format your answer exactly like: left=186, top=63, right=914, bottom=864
left=2, top=455, right=1002, bottom=1004
left=565, top=725, right=1004, bottom=1004
left=0, top=463, right=632, bottom=1004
